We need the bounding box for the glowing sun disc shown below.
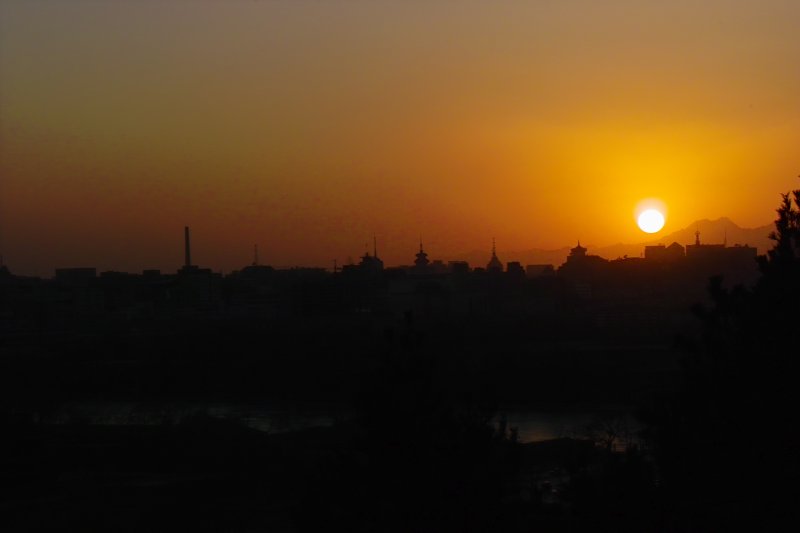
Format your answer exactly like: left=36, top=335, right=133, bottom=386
left=638, top=209, right=665, bottom=233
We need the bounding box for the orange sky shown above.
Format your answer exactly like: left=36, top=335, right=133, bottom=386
left=1, top=1, right=799, bottom=275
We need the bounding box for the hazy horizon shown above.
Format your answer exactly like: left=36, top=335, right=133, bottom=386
left=2, top=1, right=798, bottom=274
left=2, top=215, right=773, bottom=276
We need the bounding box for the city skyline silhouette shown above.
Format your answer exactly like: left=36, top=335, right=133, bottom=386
left=2, top=2, right=800, bottom=531
left=0, top=215, right=775, bottom=277
left=2, top=2, right=800, bottom=278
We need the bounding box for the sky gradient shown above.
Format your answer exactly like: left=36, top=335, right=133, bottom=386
left=2, top=1, right=799, bottom=275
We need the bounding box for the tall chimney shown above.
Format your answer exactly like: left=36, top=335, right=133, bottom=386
left=184, top=226, right=192, bottom=267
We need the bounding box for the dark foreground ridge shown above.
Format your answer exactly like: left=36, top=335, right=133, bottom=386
left=1, top=194, right=799, bottom=531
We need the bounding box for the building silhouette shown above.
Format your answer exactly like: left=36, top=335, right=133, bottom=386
left=175, top=226, right=221, bottom=307
left=644, top=242, right=685, bottom=262
left=413, top=240, right=430, bottom=274
left=558, top=241, right=610, bottom=286
left=54, top=267, right=97, bottom=286
left=526, top=264, right=555, bottom=277
left=566, top=241, right=586, bottom=262
left=486, top=238, right=503, bottom=273
left=448, top=261, right=470, bottom=275
left=506, top=261, right=525, bottom=278
left=358, top=236, right=384, bottom=273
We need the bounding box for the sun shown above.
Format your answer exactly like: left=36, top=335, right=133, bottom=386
left=638, top=209, right=665, bottom=233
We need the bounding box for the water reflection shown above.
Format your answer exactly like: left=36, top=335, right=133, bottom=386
left=496, top=406, right=641, bottom=450
left=37, top=400, right=345, bottom=434
left=33, top=401, right=641, bottom=450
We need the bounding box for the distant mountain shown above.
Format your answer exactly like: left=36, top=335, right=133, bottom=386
left=593, top=218, right=773, bottom=262
left=453, top=218, right=774, bottom=268
left=640, top=217, right=772, bottom=251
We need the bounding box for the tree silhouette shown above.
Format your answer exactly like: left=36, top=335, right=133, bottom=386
left=764, top=189, right=800, bottom=265
left=644, top=183, right=800, bottom=531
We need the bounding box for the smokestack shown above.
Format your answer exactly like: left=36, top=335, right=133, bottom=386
left=184, top=226, right=192, bottom=267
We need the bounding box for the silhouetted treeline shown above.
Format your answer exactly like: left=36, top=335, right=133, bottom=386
left=1, top=192, right=792, bottom=530
left=642, top=187, right=800, bottom=531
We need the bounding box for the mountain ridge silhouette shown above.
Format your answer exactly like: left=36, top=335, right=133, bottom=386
left=454, top=218, right=773, bottom=268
